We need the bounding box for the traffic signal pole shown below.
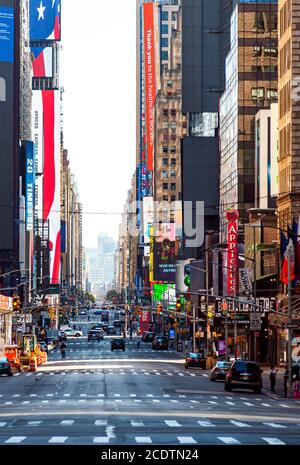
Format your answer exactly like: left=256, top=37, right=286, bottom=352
left=288, top=244, right=293, bottom=394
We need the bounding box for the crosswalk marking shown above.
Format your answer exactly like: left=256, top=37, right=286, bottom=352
left=153, top=399, right=160, bottom=403
left=93, top=437, right=110, bottom=444
left=135, top=436, right=152, bottom=443
left=170, top=400, right=179, bottom=403
left=28, top=421, right=42, bottom=426
left=114, top=394, right=120, bottom=397
left=243, top=402, right=254, bottom=406
left=131, top=421, right=145, bottom=427
left=61, top=420, right=74, bottom=426
left=226, top=402, right=235, bottom=405
left=261, top=403, right=271, bottom=407
left=197, top=421, right=215, bottom=427
left=98, top=394, right=104, bottom=397
left=163, top=395, right=170, bottom=398
left=5, top=437, right=27, bottom=444
left=177, top=436, right=197, bottom=444
left=190, top=400, right=199, bottom=404
left=263, top=423, right=287, bottom=429
left=130, top=394, right=136, bottom=398
left=95, top=420, right=108, bottom=426
left=13, top=394, right=20, bottom=397
left=208, top=401, right=217, bottom=404
left=279, top=404, right=292, bottom=408
left=5, top=402, right=12, bottom=405
left=230, top=420, right=251, bottom=428
left=262, top=438, right=285, bottom=445
left=179, top=395, right=186, bottom=398
left=0, top=423, right=7, bottom=427
left=64, top=394, right=71, bottom=397
left=80, top=394, right=87, bottom=397
left=134, top=399, right=142, bottom=403
left=165, top=420, right=182, bottom=427
left=147, top=394, right=154, bottom=398
left=218, top=437, right=241, bottom=445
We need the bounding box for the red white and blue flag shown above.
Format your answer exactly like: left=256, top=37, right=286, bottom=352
left=31, top=46, right=53, bottom=78
left=30, top=0, right=61, bottom=42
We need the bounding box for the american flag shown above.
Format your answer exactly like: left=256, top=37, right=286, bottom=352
left=30, top=0, right=61, bottom=42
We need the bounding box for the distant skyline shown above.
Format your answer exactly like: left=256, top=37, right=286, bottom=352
left=60, top=0, right=136, bottom=248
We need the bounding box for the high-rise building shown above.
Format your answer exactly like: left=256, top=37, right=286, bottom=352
left=86, top=233, right=116, bottom=288
left=219, top=0, right=278, bottom=241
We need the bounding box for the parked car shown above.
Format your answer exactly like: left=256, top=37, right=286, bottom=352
left=111, top=338, right=125, bottom=351
left=142, top=331, right=156, bottom=342
left=185, top=352, right=206, bottom=369
left=224, top=360, right=263, bottom=393
left=0, top=357, right=13, bottom=376
left=87, top=329, right=103, bottom=342
left=210, top=361, right=232, bottom=381
left=107, top=325, right=116, bottom=335
left=152, top=336, right=168, bottom=350
left=63, top=328, right=83, bottom=338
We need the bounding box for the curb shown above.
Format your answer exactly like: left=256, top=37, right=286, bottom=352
left=262, top=388, right=300, bottom=404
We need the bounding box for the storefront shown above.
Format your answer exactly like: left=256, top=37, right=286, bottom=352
left=0, top=294, right=13, bottom=352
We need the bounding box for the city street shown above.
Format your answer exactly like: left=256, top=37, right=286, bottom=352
left=0, top=332, right=300, bottom=445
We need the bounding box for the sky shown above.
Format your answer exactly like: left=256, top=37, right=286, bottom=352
left=60, top=0, right=136, bottom=249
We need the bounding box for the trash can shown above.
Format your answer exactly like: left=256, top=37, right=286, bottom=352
left=177, top=342, right=183, bottom=352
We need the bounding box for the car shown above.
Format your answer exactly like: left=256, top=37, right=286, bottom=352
left=113, top=320, right=122, bottom=327
left=142, top=331, right=156, bottom=342
left=0, top=357, right=13, bottom=376
left=152, top=336, right=168, bottom=350
left=210, top=361, right=232, bottom=381
left=185, top=352, right=206, bottom=369
left=224, top=360, right=263, bottom=393
left=79, top=310, right=87, bottom=316
left=111, top=338, right=125, bottom=351
left=99, top=322, right=109, bottom=332
left=87, top=330, right=103, bottom=342
left=63, top=328, right=83, bottom=337
left=107, top=325, right=116, bottom=335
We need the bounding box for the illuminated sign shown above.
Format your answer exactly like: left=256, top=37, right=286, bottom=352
left=226, top=210, right=239, bottom=296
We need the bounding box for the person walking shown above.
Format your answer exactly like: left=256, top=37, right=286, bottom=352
left=60, top=341, right=67, bottom=359
left=284, top=366, right=289, bottom=398
left=292, top=364, right=300, bottom=399
left=270, top=365, right=278, bottom=392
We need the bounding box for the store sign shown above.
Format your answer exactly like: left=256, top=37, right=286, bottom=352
left=239, top=268, right=252, bottom=295
left=140, top=310, right=151, bottom=334
left=226, top=210, right=239, bottom=296
left=24, top=140, right=35, bottom=231
left=0, top=294, right=11, bottom=312
left=250, top=313, right=261, bottom=331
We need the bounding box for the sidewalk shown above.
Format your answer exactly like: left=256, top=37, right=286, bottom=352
left=262, top=366, right=300, bottom=404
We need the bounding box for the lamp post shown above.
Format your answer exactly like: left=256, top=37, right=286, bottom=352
left=287, top=242, right=293, bottom=394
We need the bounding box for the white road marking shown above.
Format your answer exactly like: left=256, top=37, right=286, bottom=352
left=190, top=374, right=196, bottom=377
left=49, top=437, right=68, bottom=444
left=261, top=403, right=271, bottom=407
left=225, top=402, right=235, bottom=405
left=30, top=394, right=37, bottom=397
left=95, top=420, right=108, bottom=426
left=46, top=394, right=53, bottom=397
left=64, top=394, right=71, bottom=397
left=13, top=395, right=20, bottom=397
left=60, top=420, right=74, bottom=425
left=211, top=396, right=218, bottom=399
left=28, top=421, right=42, bottom=426
left=279, top=404, right=292, bottom=408
left=218, top=437, right=241, bottom=445
left=197, top=421, right=215, bottom=427
left=163, top=395, right=170, bottom=398
left=80, top=394, right=87, bottom=397
left=130, top=394, right=136, bottom=398
left=165, top=420, right=181, bottom=427
left=263, top=423, right=287, bottom=429
left=170, top=400, right=179, bottom=403
left=0, top=422, right=7, bottom=427
left=134, top=400, right=142, bottom=403
left=179, top=395, right=186, bottom=398
left=262, top=438, right=285, bottom=445
left=131, top=421, right=145, bottom=427
left=243, top=402, right=254, bottom=406
left=202, top=374, right=208, bottom=377
left=5, top=437, right=26, bottom=444
left=230, top=420, right=251, bottom=428
left=22, top=401, right=30, bottom=404
left=208, top=401, right=217, bottom=404
left=135, top=436, right=152, bottom=443
left=98, top=394, right=105, bottom=397
left=153, top=400, right=160, bottom=403
left=41, top=401, right=49, bottom=404
left=94, top=437, right=110, bottom=444
left=147, top=394, right=154, bottom=398
left=177, top=436, right=197, bottom=444
left=5, top=402, right=12, bottom=405
left=190, top=400, right=199, bottom=404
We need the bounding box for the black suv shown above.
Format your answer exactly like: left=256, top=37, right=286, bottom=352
left=224, top=360, right=263, bottom=393
left=111, top=338, right=125, bottom=351
left=152, top=336, right=168, bottom=350
left=87, top=330, right=103, bottom=342
left=142, top=331, right=156, bottom=342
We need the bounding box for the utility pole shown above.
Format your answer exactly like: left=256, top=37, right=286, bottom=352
left=225, top=302, right=229, bottom=361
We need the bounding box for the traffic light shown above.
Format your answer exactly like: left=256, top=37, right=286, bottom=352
left=176, top=298, right=181, bottom=312
left=185, top=301, right=191, bottom=314
left=12, top=295, right=21, bottom=311
left=157, top=303, right=163, bottom=315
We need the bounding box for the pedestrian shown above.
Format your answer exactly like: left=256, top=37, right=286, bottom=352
left=284, top=366, right=289, bottom=398
left=269, top=365, right=278, bottom=392
left=292, top=364, right=300, bottom=399
left=60, top=341, right=67, bottom=359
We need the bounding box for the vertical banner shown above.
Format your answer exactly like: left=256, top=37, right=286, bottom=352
left=25, top=141, right=35, bottom=231
left=143, top=2, right=156, bottom=172
left=149, top=226, right=154, bottom=283
left=226, top=210, right=239, bottom=296
left=140, top=310, right=151, bottom=334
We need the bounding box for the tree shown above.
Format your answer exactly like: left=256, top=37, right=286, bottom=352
left=106, top=290, right=119, bottom=302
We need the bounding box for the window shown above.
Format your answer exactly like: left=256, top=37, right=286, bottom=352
left=162, top=24, right=168, bottom=35
left=172, top=12, right=177, bottom=21
left=267, top=89, right=278, bottom=101
left=253, top=46, right=262, bottom=57
left=163, top=183, right=168, bottom=190
left=170, top=195, right=176, bottom=202
left=254, top=12, right=265, bottom=31
left=161, top=37, right=168, bottom=48
left=264, top=65, right=278, bottom=73
left=170, top=122, right=177, bottom=129
left=163, top=109, right=168, bottom=117
left=170, top=109, right=176, bottom=116
left=167, top=80, right=173, bottom=87
left=264, top=47, right=278, bottom=57
left=252, top=65, right=262, bottom=72
left=171, top=183, right=176, bottom=190
left=251, top=88, right=264, bottom=100
left=161, top=11, right=168, bottom=21
left=163, top=195, right=169, bottom=202
left=171, top=158, right=176, bottom=165
left=163, top=158, right=168, bottom=166
left=162, top=51, right=168, bottom=61
left=162, top=171, right=169, bottom=179
left=162, top=122, right=168, bottom=129
left=170, top=147, right=176, bottom=153
left=163, top=147, right=168, bottom=153
left=170, top=170, right=176, bottom=177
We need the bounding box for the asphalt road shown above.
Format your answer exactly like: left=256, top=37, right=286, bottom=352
left=0, top=317, right=300, bottom=445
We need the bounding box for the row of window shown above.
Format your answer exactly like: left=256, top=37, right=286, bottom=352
left=253, top=11, right=277, bottom=32
left=163, top=158, right=176, bottom=166
left=279, top=39, right=290, bottom=78
left=251, top=88, right=278, bottom=101
left=162, top=108, right=177, bottom=116
left=279, top=123, right=291, bottom=159
left=162, top=122, right=177, bottom=129
left=161, top=11, right=177, bottom=22
left=279, top=81, right=291, bottom=119
left=162, top=146, right=176, bottom=154
left=163, top=195, right=177, bottom=202
left=279, top=0, right=291, bottom=36
left=253, top=45, right=278, bottom=57
left=162, top=170, right=176, bottom=178
left=163, top=183, right=176, bottom=190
